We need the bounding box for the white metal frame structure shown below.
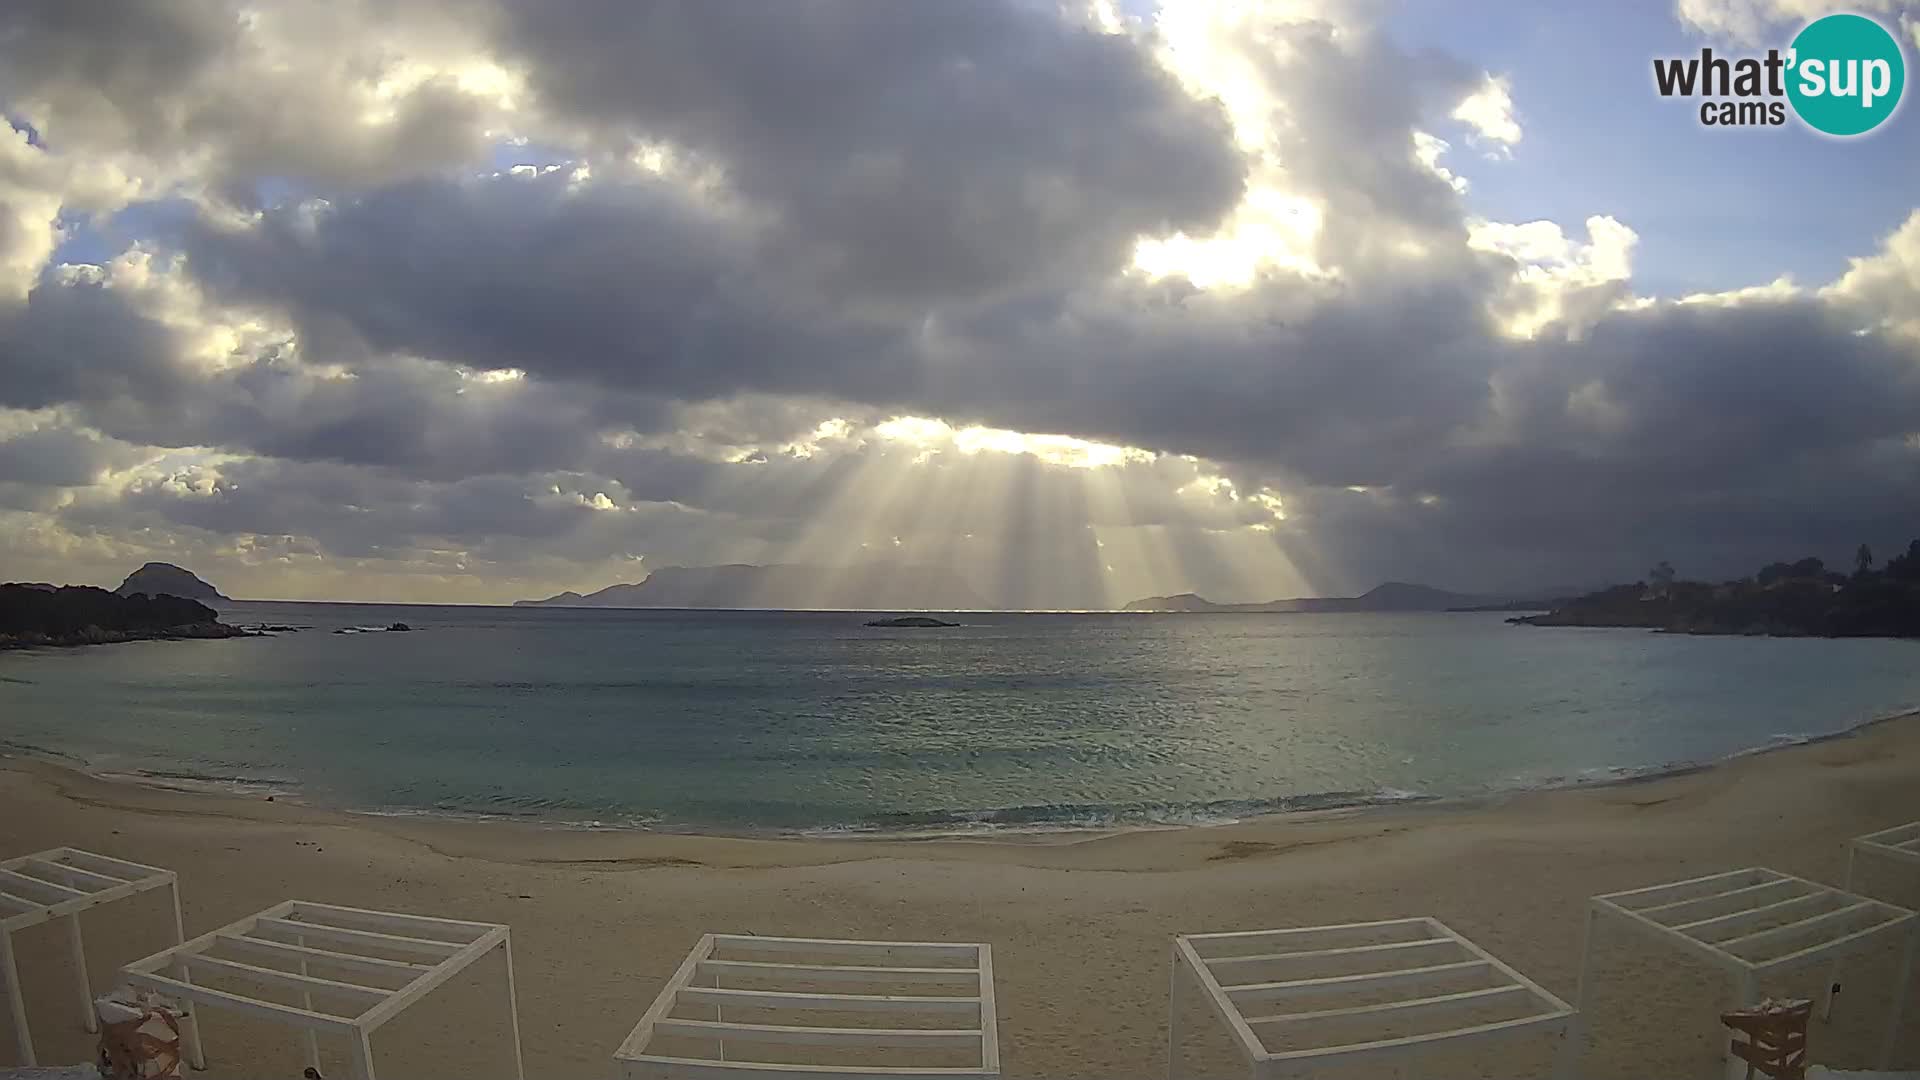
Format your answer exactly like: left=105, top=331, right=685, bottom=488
left=614, top=934, right=1000, bottom=1080
left=120, top=900, right=524, bottom=1080
left=1844, top=821, right=1920, bottom=893
left=0, top=847, right=185, bottom=1067
left=1168, top=916, right=1576, bottom=1080
left=1580, top=867, right=1918, bottom=1068
left=1825, top=822, right=1920, bottom=1022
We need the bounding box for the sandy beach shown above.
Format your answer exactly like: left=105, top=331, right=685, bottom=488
left=3, top=715, right=1919, bottom=1079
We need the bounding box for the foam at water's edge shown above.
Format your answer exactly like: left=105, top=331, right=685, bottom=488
left=1494, top=705, right=1919, bottom=800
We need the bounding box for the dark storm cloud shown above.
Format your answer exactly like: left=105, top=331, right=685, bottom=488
left=0, top=264, right=654, bottom=479
left=919, top=269, right=1508, bottom=488
left=81, top=457, right=613, bottom=557
left=164, top=13, right=1510, bottom=489
left=0, top=0, right=503, bottom=196
left=491, top=0, right=1245, bottom=302
left=0, top=270, right=190, bottom=412
left=178, top=170, right=920, bottom=405
left=0, top=423, right=130, bottom=487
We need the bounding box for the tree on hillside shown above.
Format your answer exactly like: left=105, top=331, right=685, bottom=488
left=1887, top=540, right=1920, bottom=582
left=1857, top=544, right=1874, bottom=576
left=1760, top=557, right=1827, bottom=585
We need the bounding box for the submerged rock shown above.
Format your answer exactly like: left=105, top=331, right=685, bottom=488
left=864, top=616, right=960, bottom=628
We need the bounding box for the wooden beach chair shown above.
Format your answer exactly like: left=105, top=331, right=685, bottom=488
left=1722, top=998, right=1811, bottom=1080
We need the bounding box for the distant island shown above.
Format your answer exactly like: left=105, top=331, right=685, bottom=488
left=0, top=584, right=245, bottom=650
left=1513, top=541, right=1920, bottom=638
left=518, top=563, right=986, bottom=611
left=1123, top=581, right=1508, bottom=613
left=116, top=561, right=230, bottom=604
left=865, top=616, right=960, bottom=628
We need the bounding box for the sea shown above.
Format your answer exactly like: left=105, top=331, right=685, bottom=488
left=3, top=603, right=1917, bottom=835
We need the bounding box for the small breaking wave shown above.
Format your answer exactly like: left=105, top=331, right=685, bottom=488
left=98, top=766, right=303, bottom=800
left=0, top=736, right=89, bottom=765
left=1493, top=706, right=1919, bottom=797
left=792, top=787, right=1437, bottom=838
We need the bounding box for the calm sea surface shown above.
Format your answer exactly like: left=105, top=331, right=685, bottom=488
left=3, top=604, right=1917, bottom=833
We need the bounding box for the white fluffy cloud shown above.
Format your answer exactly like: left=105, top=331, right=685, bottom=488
left=1452, top=75, right=1522, bottom=149
left=1675, top=0, right=1917, bottom=42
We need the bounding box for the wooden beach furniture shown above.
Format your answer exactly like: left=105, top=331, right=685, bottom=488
left=613, top=934, right=1000, bottom=1080
left=1168, top=916, right=1576, bottom=1080
left=0, top=848, right=185, bottom=1067
left=118, top=900, right=523, bottom=1080
left=1580, top=868, right=1917, bottom=1069
left=1721, top=998, right=1812, bottom=1080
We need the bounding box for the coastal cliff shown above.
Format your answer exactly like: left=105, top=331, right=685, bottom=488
left=0, top=584, right=246, bottom=649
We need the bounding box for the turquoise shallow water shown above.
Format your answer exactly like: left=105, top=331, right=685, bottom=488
left=2, top=604, right=1917, bottom=833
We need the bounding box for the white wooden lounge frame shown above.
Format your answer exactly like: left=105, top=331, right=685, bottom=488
left=1580, top=867, right=1918, bottom=1068
left=0, top=847, right=185, bottom=1067
left=614, top=934, right=1000, bottom=1080
left=1168, top=916, right=1576, bottom=1080
left=120, top=899, right=524, bottom=1080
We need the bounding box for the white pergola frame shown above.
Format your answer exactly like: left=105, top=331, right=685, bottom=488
left=1843, top=821, right=1920, bottom=892
left=120, top=899, right=524, bottom=1080
left=1578, top=867, right=1918, bottom=1069
left=1168, top=916, right=1576, bottom=1080
left=0, top=846, right=185, bottom=1067
left=614, top=934, right=1000, bottom=1080
left=1824, top=822, right=1920, bottom=1022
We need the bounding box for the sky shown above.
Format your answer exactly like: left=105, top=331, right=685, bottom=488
left=2, top=0, right=1918, bottom=608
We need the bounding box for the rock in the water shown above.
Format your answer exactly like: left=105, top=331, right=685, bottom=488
left=864, top=616, right=960, bottom=628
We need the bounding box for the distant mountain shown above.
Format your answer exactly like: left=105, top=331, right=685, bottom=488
left=1124, top=582, right=1494, bottom=613
left=1122, top=592, right=1220, bottom=612
left=516, top=562, right=987, bottom=611
left=115, top=562, right=229, bottom=604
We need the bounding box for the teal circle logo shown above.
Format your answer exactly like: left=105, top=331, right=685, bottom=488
left=1786, top=13, right=1906, bottom=136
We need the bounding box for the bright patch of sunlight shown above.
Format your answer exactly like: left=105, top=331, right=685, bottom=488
left=1132, top=188, right=1326, bottom=288
left=874, top=416, right=1156, bottom=470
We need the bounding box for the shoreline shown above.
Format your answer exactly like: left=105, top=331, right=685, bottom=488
left=6, top=706, right=1918, bottom=865
left=3, top=711, right=1919, bottom=1077
left=6, top=705, right=1915, bottom=844
left=0, top=621, right=256, bottom=652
